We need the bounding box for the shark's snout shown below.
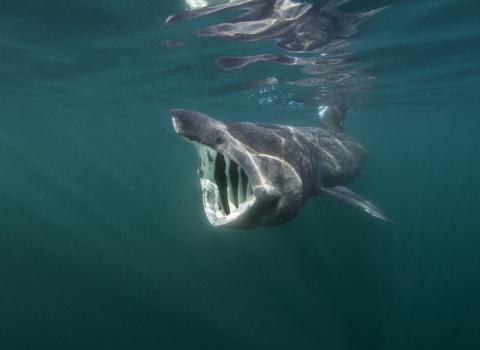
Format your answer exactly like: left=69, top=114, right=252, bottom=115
left=170, top=108, right=189, bottom=135
left=170, top=108, right=222, bottom=141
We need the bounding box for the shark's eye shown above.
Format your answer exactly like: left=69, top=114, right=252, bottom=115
left=215, top=136, right=224, bottom=145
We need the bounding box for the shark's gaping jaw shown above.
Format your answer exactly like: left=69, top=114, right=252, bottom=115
left=171, top=108, right=257, bottom=226
left=171, top=108, right=310, bottom=227
left=194, top=142, right=256, bottom=226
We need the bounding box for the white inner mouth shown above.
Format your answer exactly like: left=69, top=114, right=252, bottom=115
left=194, top=142, right=256, bottom=226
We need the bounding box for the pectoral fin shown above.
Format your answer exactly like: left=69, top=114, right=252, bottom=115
left=321, top=186, right=391, bottom=222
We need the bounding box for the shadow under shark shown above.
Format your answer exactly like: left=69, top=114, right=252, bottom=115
left=171, top=108, right=389, bottom=228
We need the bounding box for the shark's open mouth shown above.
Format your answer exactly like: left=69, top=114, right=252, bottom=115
left=194, top=143, right=256, bottom=226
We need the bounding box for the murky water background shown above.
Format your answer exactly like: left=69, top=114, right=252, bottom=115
left=1, top=0, right=479, bottom=349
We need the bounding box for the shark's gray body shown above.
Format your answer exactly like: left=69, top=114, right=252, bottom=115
left=167, top=1, right=389, bottom=228
left=171, top=108, right=388, bottom=228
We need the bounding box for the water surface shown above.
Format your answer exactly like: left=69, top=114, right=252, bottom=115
left=1, top=0, right=479, bottom=349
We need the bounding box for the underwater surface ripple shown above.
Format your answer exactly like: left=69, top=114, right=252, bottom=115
left=0, top=0, right=479, bottom=349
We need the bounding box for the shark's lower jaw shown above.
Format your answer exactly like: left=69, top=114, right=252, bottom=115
left=194, top=143, right=256, bottom=226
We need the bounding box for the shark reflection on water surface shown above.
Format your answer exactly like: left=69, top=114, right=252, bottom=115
left=166, top=0, right=389, bottom=228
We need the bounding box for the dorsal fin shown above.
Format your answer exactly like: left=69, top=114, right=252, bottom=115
left=318, top=103, right=345, bottom=132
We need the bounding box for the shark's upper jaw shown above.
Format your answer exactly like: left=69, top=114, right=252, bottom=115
left=194, top=142, right=256, bottom=226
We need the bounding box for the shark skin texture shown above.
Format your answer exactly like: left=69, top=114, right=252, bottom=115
left=171, top=108, right=389, bottom=228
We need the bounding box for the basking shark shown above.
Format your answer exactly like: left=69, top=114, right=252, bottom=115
left=167, top=0, right=388, bottom=228
left=171, top=107, right=389, bottom=228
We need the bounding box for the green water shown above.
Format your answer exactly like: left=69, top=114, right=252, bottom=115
left=1, top=1, right=480, bottom=349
